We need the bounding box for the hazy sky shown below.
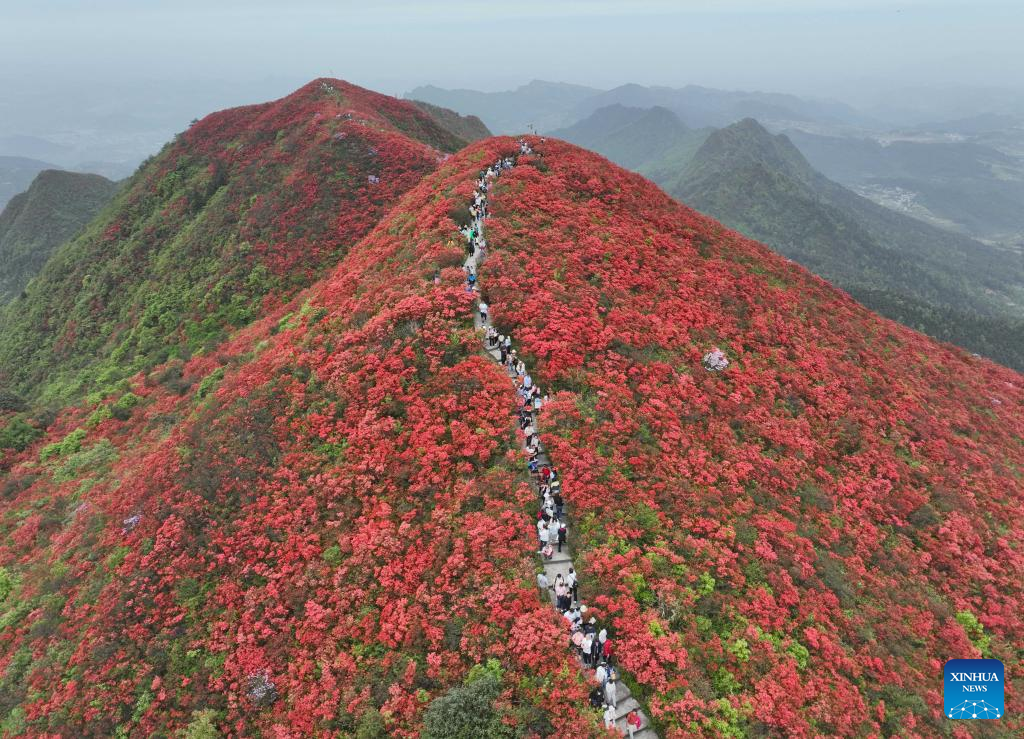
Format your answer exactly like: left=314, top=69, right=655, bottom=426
left=1, top=0, right=1022, bottom=169
left=2, top=0, right=1021, bottom=96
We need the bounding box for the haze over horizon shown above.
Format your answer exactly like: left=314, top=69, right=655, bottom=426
left=2, top=1, right=1024, bottom=177
left=2, top=1, right=1022, bottom=109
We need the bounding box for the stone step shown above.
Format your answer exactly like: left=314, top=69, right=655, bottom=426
left=614, top=696, right=641, bottom=721
left=614, top=680, right=633, bottom=703
left=540, top=551, right=572, bottom=565
left=543, top=559, right=575, bottom=580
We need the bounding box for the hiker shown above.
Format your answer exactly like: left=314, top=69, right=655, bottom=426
left=604, top=675, right=617, bottom=709
left=580, top=632, right=593, bottom=662
left=589, top=631, right=602, bottom=667
left=432, top=269, right=440, bottom=285
left=554, top=580, right=570, bottom=610
left=536, top=520, right=546, bottom=550
left=523, top=372, right=532, bottom=390
left=478, top=300, right=488, bottom=323
left=603, top=637, right=614, bottom=665
left=567, top=567, right=578, bottom=603
left=589, top=686, right=604, bottom=709
left=557, top=521, right=567, bottom=553
left=626, top=710, right=642, bottom=739
left=603, top=703, right=616, bottom=729
left=553, top=490, right=564, bottom=517
left=595, top=662, right=608, bottom=687
left=537, top=571, right=550, bottom=592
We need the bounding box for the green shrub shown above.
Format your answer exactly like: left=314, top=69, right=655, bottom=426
left=422, top=661, right=512, bottom=739
left=86, top=404, right=113, bottom=428
left=727, top=638, right=751, bottom=663
left=955, top=610, right=991, bottom=657
left=52, top=439, right=118, bottom=483
left=321, top=544, right=343, bottom=567
left=0, top=566, right=16, bottom=602
left=712, top=667, right=741, bottom=696
left=196, top=368, right=226, bottom=400
left=114, top=392, right=142, bottom=410
left=354, top=707, right=387, bottom=739
left=179, top=709, right=220, bottom=739
left=0, top=417, right=42, bottom=451
left=39, top=428, right=87, bottom=461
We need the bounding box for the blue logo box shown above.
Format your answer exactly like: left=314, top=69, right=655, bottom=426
left=944, top=659, right=1004, bottom=720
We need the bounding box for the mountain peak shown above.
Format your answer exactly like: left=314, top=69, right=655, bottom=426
left=0, top=79, right=474, bottom=401
left=687, top=116, right=816, bottom=184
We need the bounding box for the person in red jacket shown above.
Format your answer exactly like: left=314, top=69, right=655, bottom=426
left=626, top=709, right=642, bottom=738
left=602, top=637, right=614, bottom=664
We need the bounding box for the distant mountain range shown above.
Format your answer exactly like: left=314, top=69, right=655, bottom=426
left=0, top=169, right=119, bottom=305
left=406, top=80, right=871, bottom=134
left=782, top=129, right=1024, bottom=242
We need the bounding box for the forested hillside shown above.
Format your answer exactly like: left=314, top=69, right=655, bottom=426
left=0, top=170, right=119, bottom=304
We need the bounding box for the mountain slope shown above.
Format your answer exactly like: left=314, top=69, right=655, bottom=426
left=410, top=100, right=491, bottom=142
left=0, top=136, right=602, bottom=738
left=785, top=128, right=1024, bottom=241
left=675, top=119, right=1024, bottom=369
left=0, top=133, right=1020, bottom=736
left=0, top=170, right=119, bottom=304
left=0, top=78, right=469, bottom=405
left=550, top=105, right=711, bottom=192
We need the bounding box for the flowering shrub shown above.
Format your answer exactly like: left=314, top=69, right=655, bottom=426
left=0, top=79, right=466, bottom=406
left=0, top=127, right=1021, bottom=737
left=478, top=139, right=1024, bottom=736
left=0, top=137, right=602, bottom=737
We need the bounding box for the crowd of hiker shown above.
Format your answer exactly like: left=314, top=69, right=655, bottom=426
left=454, top=140, right=645, bottom=737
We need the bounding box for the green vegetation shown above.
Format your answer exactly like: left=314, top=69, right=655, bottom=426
left=0, top=170, right=119, bottom=304
left=422, top=659, right=521, bottom=739
left=410, top=100, right=492, bottom=142
left=0, top=416, right=42, bottom=451
left=551, top=104, right=711, bottom=193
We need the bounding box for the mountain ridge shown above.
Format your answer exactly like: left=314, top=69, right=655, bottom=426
left=0, top=169, right=119, bottom=305
left=0, top=78, right=470, bottom=406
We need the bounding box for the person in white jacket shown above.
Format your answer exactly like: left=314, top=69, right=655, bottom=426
left=603, top=703, right=616, bottom=729
left=605, top=676, right=617, bottom=709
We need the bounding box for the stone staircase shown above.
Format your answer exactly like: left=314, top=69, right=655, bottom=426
left=461, top=145, right=658, bottom=738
